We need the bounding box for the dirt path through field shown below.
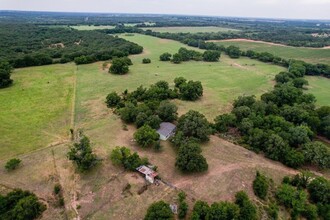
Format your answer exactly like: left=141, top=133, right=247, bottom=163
left=207, top=39, right=330, bottom=49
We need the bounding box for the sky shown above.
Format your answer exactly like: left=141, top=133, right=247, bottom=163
left=1, top=0, right=330, bottom=20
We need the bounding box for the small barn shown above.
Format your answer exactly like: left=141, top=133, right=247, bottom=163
left=157, top=122, right=176, bottom=141
left=136, top=165, right=158, bottom=183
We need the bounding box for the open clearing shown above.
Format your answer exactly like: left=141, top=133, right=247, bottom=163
left=142, top=26, right=240, bottom=33
left=70, top=25, right=116, bottom=30
left=0, top=64, right=75, bottom=160
left=0, top=33, right=329, bottom=219
left=210, top=39, right=330, bottom=64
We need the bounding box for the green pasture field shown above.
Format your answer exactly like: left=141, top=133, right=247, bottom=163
left=306, top=76, right=330, bottom=107
left=0, top=64, right=75, bottom=159
left=142, top=26, right=240, bottom=33
left=75, top=33, right=284, bottom=123
left=212, top=40, right=330, bottom=64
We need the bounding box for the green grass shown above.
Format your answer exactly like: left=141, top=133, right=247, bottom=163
left=75, top=34, right=284, bottom=123
left=306, top=76, right=330, bottom=106
left=142, top=26, right=240, bottom=33
left=212, top=40, right=330, bottom=64
left=0, top=64, right=75, bottom=159
left=70, top=25, right=116, bottom=30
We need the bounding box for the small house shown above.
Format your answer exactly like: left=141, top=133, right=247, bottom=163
left=136, top=165, right=158, bottom=183
left=157, top=122, right=176, bottom=141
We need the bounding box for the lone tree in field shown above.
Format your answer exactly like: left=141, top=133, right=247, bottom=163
left=109, top=57, right=132, bottom=74
left=0, top=62, right=13, bottom=88
left=144, top=201, right=174, bottom=220
left=176, top=142, right=208, bottom=172
left=142, top=58, right=151, bottom=64
left=67, top=135, right=98, bottom=172
left=159, top=52, right=172, bottom=61
left=134, top=125, right=160, bottom=148
left=105, top=92, right=121, bottom=108
left=5, top=158, right=21, bottom=171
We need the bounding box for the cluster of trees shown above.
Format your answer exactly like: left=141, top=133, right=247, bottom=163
left=172, top=110, right=211, bottom=173
left=214, top=69, right=330, bottom=168
left=0, top=62, right=13, bottom=88
left=278, top=173, right=330, bottom=219
left=106, top=78, right=202, bottom=125
left=190, top=191, right=257, bottom=220
left=0, top=189, right=46, bottom=220
left=160, top=48, right=220, bottom=64
left=110, top=146, right=148, bottom=171
left=105, top=79, right=206, bottom=172
left=0, top=24, right=143, bottom=68
left=140, top=29, right=330, bottom=78
left=144, top=190, right=257, bottom=220
left=109, top=57, right=132, bottom=74
left=67, top=135, right=99, bottom=172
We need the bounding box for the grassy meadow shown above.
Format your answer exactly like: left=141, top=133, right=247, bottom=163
left=0, top=64, right=75, bottom=159
left=142, top=26, right=240, bottom=33
left=306, top=76, right=330, bottom=106
left=212, top=40, right=330, bottom=64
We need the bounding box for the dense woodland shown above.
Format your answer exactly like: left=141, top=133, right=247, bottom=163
left=0, top=24, right=143, bottom=67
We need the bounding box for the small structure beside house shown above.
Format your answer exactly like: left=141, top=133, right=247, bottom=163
left=170, top=204, right=178, bottom=214
left=157, top=122, right=176, bottom=141
left=136, top=165, right=158, bottom=183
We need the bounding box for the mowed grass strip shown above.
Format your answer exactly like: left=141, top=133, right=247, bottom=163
left=0, top=64, right=75, bottom=159
left=212, top=40, right=330, bottom=64
left=142, top=26, right=240, bottom=33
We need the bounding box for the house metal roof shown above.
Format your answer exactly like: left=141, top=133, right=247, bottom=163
left=157, top=122, right=176, bottom=137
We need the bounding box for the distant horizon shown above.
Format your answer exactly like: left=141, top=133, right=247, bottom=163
left=1, top=0, right=330, bottom=20
left=1, top=9, right=330, bottom=22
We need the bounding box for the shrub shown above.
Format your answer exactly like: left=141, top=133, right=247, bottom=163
left=54, top=184, right=61, bottom=195
left=159, top=52, right=172, bottom=61
left=110, top=146, right=148, bottom=171
left=0, top=62, right=13, bottom=88
left=5, top=158, right=21, bottom=171
left=253, top=171, right=269, bottom=200
left=144, top=201, right=174, bottom=220
left=235, top=191, right=258, bottom=220
left=142, top=58, right=151, bottom=64
left=105, top=92, right=121, bottom=108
